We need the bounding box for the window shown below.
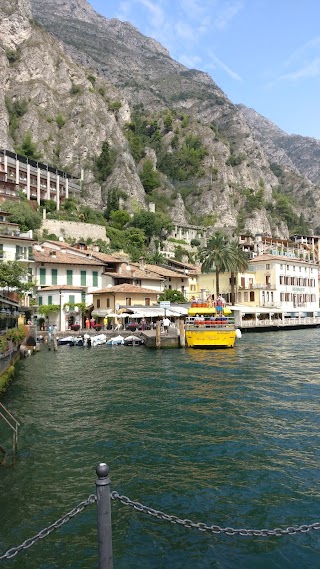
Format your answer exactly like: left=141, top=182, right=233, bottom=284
left=48, top=295, right=53, bottom=305
left=67, top=270, right=73, bottom=285
left=145, top=298, right=150, bottom=306
left=92, top=271, right=98, bottom=287
left=69, top=295, right=75, bottom=305
left=38, top=296, right=43, bottom=306
left=0, top=244, right=3, bottom=259
left=244, top=292, right=248, bottom=302
left=126, top=297, right=132, bottom=306
left=280, top=264, right=283, bottom=270
left=27, top=268, right=33, bottom=283
left=81, top=291, right=86, bottom=303
left=106, top=298, right=110, bottom=308
left=40, top=267, right=46, bottom=285
left=97, top=298, right=101, bottom=308
left=80, top=271, right=87, bottom=286
left=238, top=292, right=242, bottom=302
left=250, top=291, right=254, bottom=302
left=287, top=265, right=290, bottom=270
left=266, top=264, right=270, bottom=270
left=51, top=269, right=57, bottom=285
left=280, top=292, right=285, bottom=301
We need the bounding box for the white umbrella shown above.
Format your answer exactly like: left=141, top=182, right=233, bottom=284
left=118, top=313, right=131, bottom=318
left=106, top=313, right=118, bottom=318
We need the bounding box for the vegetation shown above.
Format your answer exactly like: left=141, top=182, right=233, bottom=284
left=130, top=210, right=172, bottom=243
left=139, top=160, right=160, bottom=192
left=200, top=232, right=248, bottom=297
left=38, top=305, right=60, bottom=316
left=15, top=132, right=41, bottom=160
left=1, top=200, right=42, bottom=231
left=5, top=97, right=28, bottom=139
left=94, top=141, right=117, bottom=183
left=158, top=289, right=187, bottom=302
left=0, top=261, right=30, bottom=293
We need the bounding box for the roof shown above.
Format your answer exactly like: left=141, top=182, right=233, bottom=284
left=104, top=266, right=163, bottom=281
left=33, top=248, right=104, bottom=266
left=92, top=283, right=159, bottom=295
left=38, top=285, right=85, bottom=291
left=249, top=254, right=318, bottom=265
left=137, top=263, right=190, bottom=278
left=87, top=251, right=128, bottom=263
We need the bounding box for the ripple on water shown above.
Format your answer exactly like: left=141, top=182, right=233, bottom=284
left=0, top=330, right=320, bottom=568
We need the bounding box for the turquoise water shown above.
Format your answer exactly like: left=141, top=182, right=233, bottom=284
left=0, top=329, right=319, bottom=568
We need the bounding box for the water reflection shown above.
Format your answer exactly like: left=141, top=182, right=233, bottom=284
left=0, top=330, right=320, bottom=568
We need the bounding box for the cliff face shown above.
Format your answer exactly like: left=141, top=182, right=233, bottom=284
left=1, top=0, right=320, bottom=237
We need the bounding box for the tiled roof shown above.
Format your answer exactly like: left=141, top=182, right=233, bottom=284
left=92, top=283, right=159, bottom=294
left=104, top=266, right=163, bottom=280
left=33, top=248, right=104, bottom=265
left=250, top=254, right=317, bottom=265
left=137, top=263, right=190, bottom=278
left=88, top=251, right=128, bottom=263
left=39, top=285, right=85, bottom=291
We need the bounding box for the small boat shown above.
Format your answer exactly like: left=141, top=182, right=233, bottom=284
left=185, top=305, right=240, bottom=349
left=123, top=335, right=144, bottom=346
left=91, top=334, right=107, bottom=347
left=106, top=335, right=124, bottom=346
left=57, top=336, right=76, bottom=346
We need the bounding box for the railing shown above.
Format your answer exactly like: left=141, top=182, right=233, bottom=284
left=186, top=316, right=235, bottom=329
left=241, top=317, right=320, bottom=328
left=0, top=402, right=20, bottom=463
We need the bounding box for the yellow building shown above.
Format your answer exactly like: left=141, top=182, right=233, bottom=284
left=92, top=283, right=159, bottom=321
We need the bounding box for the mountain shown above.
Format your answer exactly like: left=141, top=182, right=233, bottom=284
left=238, top=105, right=320, bottom=186
left=1, top=0, right=320, bottom=239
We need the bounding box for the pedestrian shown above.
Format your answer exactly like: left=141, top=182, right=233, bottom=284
left=141, top=317, right=146, bottom=331
left=163, top=316, right=170, bottom=335
left=85, top=318, right=90, bottom=330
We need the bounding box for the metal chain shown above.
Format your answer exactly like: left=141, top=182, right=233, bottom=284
left=111, top=492, right=320, bottom=537
left=0, top=494, right=97, bottom=561
left=2, top=490, right=319, bottom=563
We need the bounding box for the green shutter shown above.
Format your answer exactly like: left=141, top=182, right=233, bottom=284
left=48, top=295, right=52, bottom=305
left=81, top=291, right=86, bottom=303
left=67, top=270, right=73, bottom=285
left=51, top=269, right=57, bottom=285
left=38, top=296, right=43, bottom=306
left=80, top=271, right=86, bottom=286
left=69, top=294, right=75, bottom=305
left=92, top=271, right=98, bottom=287
left=40, top=267, right=46, bottom=285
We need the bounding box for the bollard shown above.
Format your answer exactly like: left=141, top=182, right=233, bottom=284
left=96, top=463, right=113, bottom=569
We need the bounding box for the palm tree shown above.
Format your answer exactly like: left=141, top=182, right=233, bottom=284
left=228, top=240, right=249, bottom=305
left=200, top=232, right=235, bottom=298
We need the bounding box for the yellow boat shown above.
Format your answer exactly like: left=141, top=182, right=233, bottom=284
left=185, top=306, right=240, bottom=349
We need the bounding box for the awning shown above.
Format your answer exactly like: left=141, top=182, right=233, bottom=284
left=92, top=309, right=112, bottom=317
left=126, top=307, right=188, bottom=318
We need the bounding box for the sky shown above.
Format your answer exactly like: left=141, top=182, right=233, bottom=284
left=88, top=0, right=320, bottom=140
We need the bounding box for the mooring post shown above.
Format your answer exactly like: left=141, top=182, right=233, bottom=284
left=96, top=462, right=113, bottom=569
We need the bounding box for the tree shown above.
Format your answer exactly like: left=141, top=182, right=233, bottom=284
left=228, top=240, right=249, bottom=304
left=16, top=131, right=41, bottom=160
left=95, top=141, right=114, bottom=182
left=139, top=160, right=160, bottom=193
left=0, top=261, right=30, bottom=293
left=1, top=200, right=42, bottom=231
left=130, top=210, right=172, bottom=243
left=158, top=289, right=187, bottom=303
left=109, top=210, right=130, bottom=230
left=200, top=232, right=235, bottom=298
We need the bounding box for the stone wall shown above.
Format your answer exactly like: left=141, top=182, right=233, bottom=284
left=41, top=220, right=109, bottom=242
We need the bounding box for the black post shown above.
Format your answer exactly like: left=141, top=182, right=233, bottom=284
left=96, top=463, right=113, bottom=569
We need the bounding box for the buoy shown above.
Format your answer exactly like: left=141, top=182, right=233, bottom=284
left=236, top=329, right=242, bottom=339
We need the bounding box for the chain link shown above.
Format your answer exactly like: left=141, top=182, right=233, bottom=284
left=111, top=491, right=320, bottom=537
left=1, top=490, right=319, bottom=562
left=0, top=494, right=97, bottom=562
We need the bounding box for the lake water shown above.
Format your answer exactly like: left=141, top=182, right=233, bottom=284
left=0, top=329, right=319, bottom=568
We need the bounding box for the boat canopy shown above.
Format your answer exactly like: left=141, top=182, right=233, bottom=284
left=188, top=307, right=232, bottom=316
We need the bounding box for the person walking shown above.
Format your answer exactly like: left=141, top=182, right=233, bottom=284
left=163, top=316, right=170, bottom=335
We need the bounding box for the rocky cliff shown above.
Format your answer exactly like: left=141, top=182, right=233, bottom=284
left=1, top=0, right=320, bottom=238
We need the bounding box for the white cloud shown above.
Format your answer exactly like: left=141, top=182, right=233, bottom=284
left=214, top=1, right=244, bottom=30
left=206, top=52, right=242, bottom=80
left=178, top=54, right=203, bottom=68
left=137, top=0, right=166, bottom=28
left=280, top=58, right=320, bottom=81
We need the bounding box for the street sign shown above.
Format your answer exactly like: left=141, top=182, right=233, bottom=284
left=160, top=301, right=171, bottom=308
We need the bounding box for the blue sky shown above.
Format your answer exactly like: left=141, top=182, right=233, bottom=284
left=89, top=0, right=320, bottom=139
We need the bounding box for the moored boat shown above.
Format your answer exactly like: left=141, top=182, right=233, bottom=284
left=185, top=305, right=240, bottom=349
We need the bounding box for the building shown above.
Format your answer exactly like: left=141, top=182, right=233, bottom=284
left=92, top=283, right=159, bottom=322
left=0, top=149, right=81, bottom=210
left=237, top=254, right=319, bottom=315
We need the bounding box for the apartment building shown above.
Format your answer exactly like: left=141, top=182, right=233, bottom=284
left=237, top=254, right=319, bottom=314
left=0, top=149, right=81, bottom=210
